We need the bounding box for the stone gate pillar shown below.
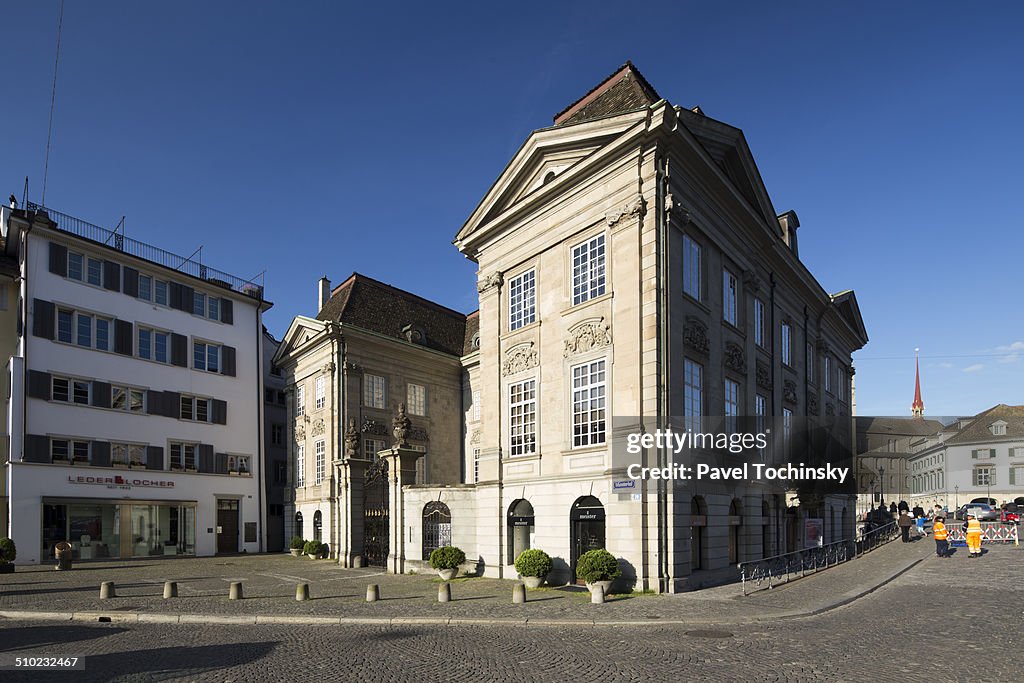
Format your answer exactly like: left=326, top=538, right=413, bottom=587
left=336, top=458, right=370, bottom=567
left=380, top=446, right=423, bottom=575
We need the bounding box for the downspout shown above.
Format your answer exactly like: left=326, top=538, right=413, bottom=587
left=256, top=306, right=266, bottom=552
left=496, top=276, right=504, bottom=578
left=654, top=147, right=669, bottom=593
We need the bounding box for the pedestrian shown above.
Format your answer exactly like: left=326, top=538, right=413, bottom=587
left=932, top=516, right=949, bottom=557
left=890, top=501, right=898, bottom=515
left=898, top=510, right=913, bottom=542
left=964, top=514, right=983, bottom=558
left=932, top=504, right=943, bottom=520
left=912, top=504, right=925, bottom=519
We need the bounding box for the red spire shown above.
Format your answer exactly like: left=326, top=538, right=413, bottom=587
left=911, top=349, right=924, bottom=417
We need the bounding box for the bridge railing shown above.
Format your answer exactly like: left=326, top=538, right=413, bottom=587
left=738, top=539, right=851, bottom=596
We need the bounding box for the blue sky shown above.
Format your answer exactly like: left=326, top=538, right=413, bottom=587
left=3, top=1, right=1022, bottom=416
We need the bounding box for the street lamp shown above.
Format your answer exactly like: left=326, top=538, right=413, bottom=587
left=879, top=465, right=885, bottom=506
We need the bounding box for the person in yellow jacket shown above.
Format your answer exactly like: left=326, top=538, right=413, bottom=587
left=932, top=516, right=949, bottom=558
left=964, top=514, right=983, bottom=558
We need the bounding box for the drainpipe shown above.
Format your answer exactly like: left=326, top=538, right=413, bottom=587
left=654, top=149, right=669, bottom=593
left=256, top=311, right=266, bottom=552
left=496, top=276, right=504, bottom=579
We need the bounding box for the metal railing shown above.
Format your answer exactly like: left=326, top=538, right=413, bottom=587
left=26, top=201, right=264, bottom=299
left=855, top=520, right=899, bottom=556
left=738, top=539, right=851, bottom=596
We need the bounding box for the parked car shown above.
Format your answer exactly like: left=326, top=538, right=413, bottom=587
left=1000, top=503, right=1020, bottom=524
left=955, top=503, right=998, bottom=521
left=970, top=497, right=998, bottom=506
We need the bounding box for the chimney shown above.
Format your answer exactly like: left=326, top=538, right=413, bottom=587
left=777, top=210, right=800, bottom=258
left=318, top=276, right=331, bottom=313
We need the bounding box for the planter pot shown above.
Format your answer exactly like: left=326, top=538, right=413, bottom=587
left=437, top=568, right=458, bottom=581
left=0, top=564, right=14, bottom=574
left=307, top=554, right=319, bottom=560
left=586, top=580, right=613, bottom=596
left=522, top=575, right=545, bottom=589
left=290, top=549, right=302, bottom=557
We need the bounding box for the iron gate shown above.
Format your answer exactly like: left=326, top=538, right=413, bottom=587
left=422, top=501, right=452, bottom=560
left=362, top=458, right=389, bottom=567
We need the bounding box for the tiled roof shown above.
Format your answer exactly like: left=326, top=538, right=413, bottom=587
left=316, top=273, right=468, bottom=357
left=553, top=61, right=661, bottom=126
left=856, top=417, right=945, bottom=437
left=943, top=404, right=1024, bottom=445
left=463, top=310, right=480, bottom=355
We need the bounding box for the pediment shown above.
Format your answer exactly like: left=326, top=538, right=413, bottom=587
left=274, top=316, right=329, bottom=365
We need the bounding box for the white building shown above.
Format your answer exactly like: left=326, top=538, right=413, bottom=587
left=2, top=201, right=270, bottom=564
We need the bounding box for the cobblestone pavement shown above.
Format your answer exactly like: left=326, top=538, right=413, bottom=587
left=0, top=544, right=1021, bottom=682
left=0, top=539, right=931, bottom=623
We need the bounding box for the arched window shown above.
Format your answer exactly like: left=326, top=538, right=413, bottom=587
left=570, top=496, right=606, bottom=580
left=728, top=499, right=742, bottom=565
left=313, top=510, right=322, bottom=542
left=691, top=496, right=707, bottom=570
left=507, top=499, right=535, bottom=564
left=295, top=511, right=303, bottom=540
left=422, top=501, right=452, bottom=560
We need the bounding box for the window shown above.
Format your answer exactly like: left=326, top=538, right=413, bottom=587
left=295, top=385, right=305, bottom=417
left=683, top=235, right=701, bottom=300
left=170, top=442, right=197, bottom=470
left=51, top=438, right=90, bottom=463
left=806, top=342, right=815, bottom=382
left=295, top=443, right=305, bottom=487
left=138, top=274, right=152, bottom=301
left=991, top=422, right=1007, bottom=436
left=72, top=439, right=90, bottom=463
left=782, top=408, right=794, bottom=452
left=208, top=297, right=220, bottom=321
left=154, top=280, right=168, bottom=306
left=824, top=355, right=832, bottom=393
left=509, top=270, right=536, bottom=331
left=974, top=467, right=994, bottom=487
left=234, top=455, right=250, bottom=475
left=77, top=313, right=92, bottom=347
left=86, top=257, right=102, bottom=286
left=193, top=291, right=206, bottom=316
left=724, top=379, right=739, bottom=435
left=138, top=327, right=170, bottom=363
left=313, top=376, right=325, bottom=410
left=837, top=366, right=847, bottom=401
left=572, top=359, right=606, bottom=448
left=684, top=358, right=703, bottom=430
left=180, top=395, right=210, bottom=422
left=572, top=234, right=606, bottom=305
left=57, top=309, right=73, bottom=343
left=509, top=378, right=537, bottom=456
left=472, top=390, right=481, bottom=422
left=723, top=269, right=738, bottom=325
left=473, top=448, right=481, bottom=483
left=111, top=386, right=145, bottom=413
left=754, top=299, right=766, bottom=348
left=51, top=377, right=70, bottom=402
left=96, top=318, right=110, bottom=351
left=112, top=443, right=145, bottom=467
left=315, top=440, right=325, bottom=484
left=54, top=309, right=110, bottom=351
left=781, top=323, right=792, bottom=367
left=193, top=341, right=220, bottom=373
left=364, top=438, right=386, bottom=461
left=407, top=383, right=426, bottom=416
left=755, top=394, right=767, bottom=459
left=1012, top=466, right=1024, bottom=486
left=67, top=252, right=84, bottom=281
left=51, top=377, right=89, bottom=405
left=271, top=424, right=284, bottom=446
left=51, top=438, right=69, bottom=461
left=364, top=374, right=386, bottom=409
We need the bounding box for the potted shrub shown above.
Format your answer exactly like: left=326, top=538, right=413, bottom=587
left=289, top=536, right=305, bottom=557
left=303, top=540, right=324, bottom=559
left=576, top=548, right=621, bottom=595
left=514, top=548, right=552, bottom=588
left=0, top=538, right=15, bottom=573
left=429, top=545, right=466, bottom=581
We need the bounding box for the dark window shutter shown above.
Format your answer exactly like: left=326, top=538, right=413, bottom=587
left=972, top=450, right=979, bottom=460
left=169, top=282, right=183, bottom=310
left=212, top=399, right=227, bottom=425
left=181, top=285, right=195, bottom=311
left=91, top=381, right=112, bottom=408
left=24, top=434, right=51, bottom=463
left=91, top=441, right=111, bottom=467
left=32, top=299, right=55, bottom=340
left=215, top=452, right=229, bottom=474
left=123, top=267, right=140, bottom=297
left=114, top=319, right=133, bottom=356
left=220, top=299, right=233, bottom=324
left=198, top=444, right=215, bottom=473
left=49, top=242, right=67, bottom=276
left=146, top=389, right=163, bottom=415
left=27, top=370, right=51, bottom=400
left=221, top=346, right=236, bottom=377
left=147, top=446, right=164, bottom=470
left=164, top=391, right=181, bottom=418
left=103, top=261, right=121, bottom=291
left=171, top=334, right=188, bottom=367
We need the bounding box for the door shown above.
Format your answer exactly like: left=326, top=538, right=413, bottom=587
left=570, top=496, right=606, bottom=582
left=217, top=499, right=239, bottom=554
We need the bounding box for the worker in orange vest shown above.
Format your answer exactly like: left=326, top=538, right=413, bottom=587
left=964, top=514, right=983, bottom=558
left=932, top=516, right=949, bottom=558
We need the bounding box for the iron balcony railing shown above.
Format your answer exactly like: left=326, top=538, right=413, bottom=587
left=26, top=201, right=264, bottom=299
left=738, top=538, right=852, bottom=596
left=855, top=520, right=899, bottom=556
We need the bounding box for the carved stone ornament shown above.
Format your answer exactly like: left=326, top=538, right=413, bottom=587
left=502, top=342, right=538, bottom=377
left=604, top=195, right=645, bottom=226
left=321, top=362, right=336, bottom=375
left=723, top=341, right=746, bottom=374
left=311, top=419, right=325, bottom=438
left=743, top=270, right=762, bottom=294
left=392, top=402, right=411, bottom=448
left=783, top=380, right=798, bottom=406
left=361, top=419, right=386, bottom=436
left=343, top=361, right=360, bottom=372
left=683, top=316, right=710, bottom=355
left=816, top=338, right=831, bottom=355
left=756, top=360, right=772, bottom=390
left=825, top=403, right=835, bottom=417
left=344, top=418, right=359, bottom=459
left=563, top=317, right=612, bottom=358
left=470, top=429, right=481, bottom=445
left=477, top=272, right=503, bottom=294
left=663, top=193, right=691, bottom=224
left=808, top=393, right=819, bottom=416
left=294, top=425, right=305, bottom=442
left=409, top=426, right=429, bottom=442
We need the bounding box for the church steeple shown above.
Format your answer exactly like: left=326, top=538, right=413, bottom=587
left=911, top=348, right=924, bottom=417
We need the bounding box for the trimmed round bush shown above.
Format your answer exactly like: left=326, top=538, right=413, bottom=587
left=303, top=540, right=324, bottom=558
left=514, top=548, right=552, bottom=578
left=0, top=538, right=15, bottom=564
left=289, top=536, right=306, bottom=550
left=429, top=546, right=466, bottom=570
left=576, top=549, right=621, bottom=583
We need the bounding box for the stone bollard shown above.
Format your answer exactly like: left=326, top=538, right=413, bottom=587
left=366, top=584, right=379, bottom=602
left=296, top=583, right=310, bottom=601
left=99, top=581, right=116, bottom=600
left=163, top=581, right=178, bottom=599
left=512, top=582, right=526, bottom=604
left=591, top=584, right=605, bottom=604
left=438, top=582, right=452, bottom=603
left=229, top=582, right=243, bottom=600
left=353, top=556, right=364, bottom=568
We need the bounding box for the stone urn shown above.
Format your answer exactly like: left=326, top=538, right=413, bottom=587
left=437, top=568, right=458, bottom=581
left=586, top=580, right=613, bottom=596
left=522, top=575, right=545, bottom=589
left=290, top=549, right=302, bottom=557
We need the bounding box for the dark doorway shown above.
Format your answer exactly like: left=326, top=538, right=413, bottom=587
left=362, top=458, right=389, bottom=567
left=507, top=499, right=534, bottom=564
left=217, top=499, right=239, bottom=554
left=570, top=496, right=605, bottom=582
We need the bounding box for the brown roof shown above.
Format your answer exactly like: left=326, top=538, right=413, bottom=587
left=463, top=310, right=480, bottom=355
left=943, top=404, right=1024, bottom=445
left=316, top=273, right=468, bottom=357
left=553, top=61, right=661, bottom=126
left=856, top=417, right=945, bottom=437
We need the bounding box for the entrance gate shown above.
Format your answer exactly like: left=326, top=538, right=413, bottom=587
left=362, top=458, right=389, bottom=567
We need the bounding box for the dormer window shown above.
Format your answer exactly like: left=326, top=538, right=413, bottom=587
left=990, top=421, right=1007, bottom=436
left=402, top=324, right=425, bottom=345
left=543, top=171, right=556, bottom=185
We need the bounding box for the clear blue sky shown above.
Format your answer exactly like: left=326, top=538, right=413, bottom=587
left=3, top=1, right=1022, bottom=417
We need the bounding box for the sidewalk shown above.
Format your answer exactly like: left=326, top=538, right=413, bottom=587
left=0, top=539, right=931, bottom=627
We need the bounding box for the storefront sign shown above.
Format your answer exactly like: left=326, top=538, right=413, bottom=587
left=67, top=475, right=175, bottom=490
left=509, top=516, right=534, bottom=527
